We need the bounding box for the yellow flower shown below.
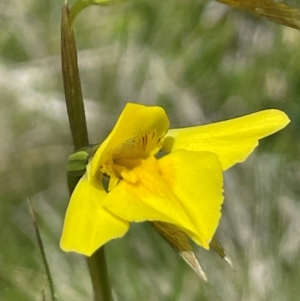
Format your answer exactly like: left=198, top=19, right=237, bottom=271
left=60, top=103, right=290, bottom=256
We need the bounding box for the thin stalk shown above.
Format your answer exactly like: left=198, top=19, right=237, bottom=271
left=87, top=248, right=113, bottom=301
left=69, top=0, right=129, bottom=25
left=61, top=4, right=113, bottom=301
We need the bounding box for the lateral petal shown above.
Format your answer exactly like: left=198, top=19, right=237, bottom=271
left=89, top=103, right=170, bottom=179
left=163, top=109, right=290, bottom=170
left=60, top=174, right=129, bottom=256
left=102, top=150, right=223, bottom=249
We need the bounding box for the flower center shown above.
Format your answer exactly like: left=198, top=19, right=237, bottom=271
left=100, top=129, right=165, bottom=191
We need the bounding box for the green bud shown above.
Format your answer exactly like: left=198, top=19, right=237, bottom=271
left=68, top=150, right=89, bottom=176
left=67, top=144, right=100, bottom=177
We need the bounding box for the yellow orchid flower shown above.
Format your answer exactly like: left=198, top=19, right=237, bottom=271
left=60, top=103, right=290, bottom=256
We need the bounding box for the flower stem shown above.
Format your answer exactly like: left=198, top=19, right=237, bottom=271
left=61, top=3, right=113, bottom=301
left=69, top=0, right=129, bottom=26
left=87, top=249, right=114, bottom=301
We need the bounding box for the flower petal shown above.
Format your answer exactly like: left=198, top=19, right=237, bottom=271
left=60, top=174, right=129, bottom=256
left=89, top=103, right=170, bottom=179
left=102, top=150, right=223, bottom=249
left=162, top=109, right=290, bottom=170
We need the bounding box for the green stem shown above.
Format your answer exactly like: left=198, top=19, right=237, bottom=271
left=87, top=249, right=114, bottom=301
left=61, top=4, right=113, bottom=301
left=69, top=0, right=129, bottom=26
left=69, top=0, right=95, bottom=26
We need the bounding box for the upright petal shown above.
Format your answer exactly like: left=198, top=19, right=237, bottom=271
left=162, top=110, right=290, bottom=170
left=60, top=174, right=129, bottom=256
left=102, top=150, right=223, bottom=249
left=89, top=103, right=170, bottom=179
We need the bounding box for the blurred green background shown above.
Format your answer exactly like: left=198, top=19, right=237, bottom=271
left=1, top=0, right=300, bottom=300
